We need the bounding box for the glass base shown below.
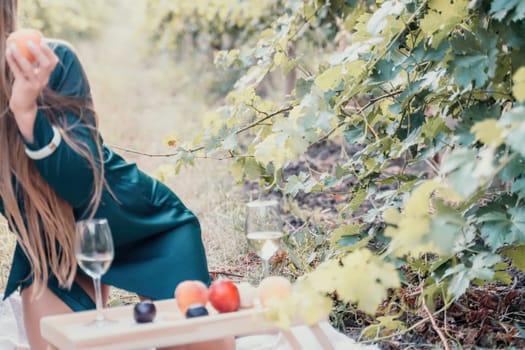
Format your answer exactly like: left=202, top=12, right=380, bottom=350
left=84, top=317, right=117, bottom=328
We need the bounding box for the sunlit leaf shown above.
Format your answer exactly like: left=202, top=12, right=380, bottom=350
left=314, top=66, right=343, bottom=91
left=512, top=67, right=525, bottom=102
left=419, top=0, right=469, bottom=47
left=500, top=245, right=525, bottom=272
left=471, top=119, right=503, bottom=147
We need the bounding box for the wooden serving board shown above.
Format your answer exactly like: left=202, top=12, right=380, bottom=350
left=40, top=300, right=298, bottom=350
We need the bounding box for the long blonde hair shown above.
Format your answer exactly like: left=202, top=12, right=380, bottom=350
left=1, top=0, right=105, bottom=298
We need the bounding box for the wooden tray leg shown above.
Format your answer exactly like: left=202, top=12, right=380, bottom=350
left=310, top=323, right=335, bottom=350
left=281, top=330, right=302, bottom=349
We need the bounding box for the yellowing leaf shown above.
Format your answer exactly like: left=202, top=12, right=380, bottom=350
left=385, top=180, right=460, bottom=256
left=315, top=65, right=343, bottom=91
left=512, top=67, right=525, bottom=102
left=330, top=224, right=362, bottom=246
left=305, top=259, right=341, bottom=294
left=254, top=135, right=286, bottom=168
left=404, top=180, right=440, bottom=217
left=154, top=164, right=176, bottom=182
left=384, top=208, right=402, bottom=225
left=471, top=119, right=504, bottom=146
left=501, top=244, right=525, bottom=272
left=420, top=0, right=469, bottom=46
left=344, top=60, right=366, bottom=79
left=338, top=250, right=400, bottom=314
left=293, top=283, right=332, bottom=325
left=274, top=51, right=287, bottom=66
left=163, top=130, right=178, bottom=147
left=361, top=315, right=406, bottom=338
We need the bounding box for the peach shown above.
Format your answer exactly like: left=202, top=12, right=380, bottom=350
left=6, top=28, right=43, bottom=63
left=257, top=276, right=292, bottom=307
left=174, top=280, right=209, bottom=314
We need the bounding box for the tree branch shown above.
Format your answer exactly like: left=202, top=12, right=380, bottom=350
left=109, top=106, right=293, bottom=158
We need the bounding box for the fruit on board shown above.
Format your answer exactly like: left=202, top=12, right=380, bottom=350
left=185, top=304, right=209, bottom=318
left=133, top=300, right=157, bottom=323
left=257, top=276, right=292, bottom=307
left=174, top=280, right=209, bottom=314
left=236, top=281, right=257, bottom=308
left=208, top=279, right=240, bottom=313
left=6, top=28, right=43, bottom=63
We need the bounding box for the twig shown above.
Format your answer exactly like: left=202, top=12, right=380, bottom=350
left=209, top=270, right=244, bottom=278
left=422, top=295, right=451, bottom=350
left=237, top=105, right=293, bottom=134
left=314, top=89, right=403, bottom=145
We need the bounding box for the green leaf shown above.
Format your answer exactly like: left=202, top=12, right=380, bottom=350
left=443, top=253, right=501, bottom=299
left=505, top=123, right=525, bottom=158
left=428, top=200, right=464, bottom=256
left=490, top=0, right=525, bottom=22
left=499, top=155, right=525, bottom=182
left=448, top=29, right=499, bottom=88
left=509, top=207, right=525, bottom=242
left=284, top=173, right=317, bottom=197
left=440, top=149, right=478, bottom=198
left=295, top=78, right=314, bottom=98
left=511, top=179, right=525, bottom=199
left=477, top=210, right=513, bottom=251
left=421, top=117, right=448, bottom=139
left=512, top=67, right=525, bottom=102
left=221, top=132, right=238, bottom=151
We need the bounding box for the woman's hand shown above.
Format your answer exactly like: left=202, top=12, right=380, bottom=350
left=5, top=41, right=59, bottom=143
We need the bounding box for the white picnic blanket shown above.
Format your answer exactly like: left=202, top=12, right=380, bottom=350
left=0, top=294, right=377, bottom=349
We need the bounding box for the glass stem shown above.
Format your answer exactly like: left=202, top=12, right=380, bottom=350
left=262, top=258, right=270, bottom=278
left=93, top=276, right=104, bottom=322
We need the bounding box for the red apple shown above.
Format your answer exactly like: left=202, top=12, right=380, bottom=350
left=208, top=279, right=240, bottom=313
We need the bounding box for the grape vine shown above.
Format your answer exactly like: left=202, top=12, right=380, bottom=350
left=146, top=0, right=525, bottom=344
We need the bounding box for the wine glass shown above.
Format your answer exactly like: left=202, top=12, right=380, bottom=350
left=245, top=200, right=284, bottom=279
left=75, top=218, right=114, bottom=326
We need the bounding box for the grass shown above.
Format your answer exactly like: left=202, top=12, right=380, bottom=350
left=0, top=1, right=249, bottom=304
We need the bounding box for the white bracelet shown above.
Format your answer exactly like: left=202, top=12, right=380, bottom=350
left=24, top=126, right=62, bottom=160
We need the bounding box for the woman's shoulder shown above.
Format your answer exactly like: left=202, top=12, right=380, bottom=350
left=44, top=38, right=79, bottom=61
left=44, top=39, right=90, bottom=96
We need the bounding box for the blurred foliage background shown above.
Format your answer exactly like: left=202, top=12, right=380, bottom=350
left=18, top=0, right=112, bottom=40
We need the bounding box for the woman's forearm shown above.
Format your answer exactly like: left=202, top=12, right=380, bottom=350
left=13, top=105, right=38, bottom=144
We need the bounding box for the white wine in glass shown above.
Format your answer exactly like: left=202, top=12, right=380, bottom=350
left=75, top=218, right=114, bottom=326
left=245, top=200, right=284, bottom=279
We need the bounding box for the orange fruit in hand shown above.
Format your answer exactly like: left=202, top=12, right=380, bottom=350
left=174, top=280, right=209, bottom=314
left=6, top=28, right=43, bottom=63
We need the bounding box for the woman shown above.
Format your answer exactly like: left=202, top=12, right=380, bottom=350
left=1, top=1, right=234, bottom=349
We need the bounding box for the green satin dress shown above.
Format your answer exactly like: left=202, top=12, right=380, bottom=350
left=1, top=42, right=210, bottom=311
